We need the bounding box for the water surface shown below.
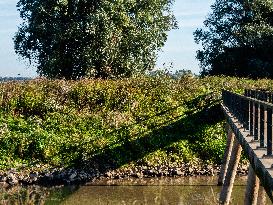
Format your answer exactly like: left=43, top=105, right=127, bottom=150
left=1, top=176, right=271, bottom=205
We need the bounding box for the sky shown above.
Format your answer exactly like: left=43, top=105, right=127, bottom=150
left=0, top=0, right=214, bottom=77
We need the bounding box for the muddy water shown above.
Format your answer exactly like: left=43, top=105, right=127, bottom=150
left=1, top=176, right=271, bottom=205
left=60, top=177, right=247, bottom=205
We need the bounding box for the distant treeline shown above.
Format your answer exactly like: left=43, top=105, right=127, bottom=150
left=195, top=0, right=273, bottom=78
left=0, top=77, right=32, bottom=82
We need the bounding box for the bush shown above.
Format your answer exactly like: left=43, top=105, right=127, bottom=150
left=0, top=75, right=270, bottom=170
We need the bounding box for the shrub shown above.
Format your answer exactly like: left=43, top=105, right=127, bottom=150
left=0, top=76, right=270, bottom=170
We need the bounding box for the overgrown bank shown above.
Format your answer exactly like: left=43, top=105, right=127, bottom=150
left=0, top=76, right=271, bottom=185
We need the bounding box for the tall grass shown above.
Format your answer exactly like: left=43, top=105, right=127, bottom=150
left=0, top=75, right=271, bottom=171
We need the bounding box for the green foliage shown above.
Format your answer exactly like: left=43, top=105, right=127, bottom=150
left=0, top=76, right=271, bottom=170
left=191, top=122, right=226, bottom=163
left=194, top=0, right=273, bottom=78
left=14, top=0, right=177, bottom=79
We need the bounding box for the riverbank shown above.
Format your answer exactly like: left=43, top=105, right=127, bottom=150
left=0, top=75, right=270, bottom=187
left=0, top=161, right=249, bottom=187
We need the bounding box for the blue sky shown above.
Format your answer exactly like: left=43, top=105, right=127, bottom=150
left=0, top=0, right=213, bottom=77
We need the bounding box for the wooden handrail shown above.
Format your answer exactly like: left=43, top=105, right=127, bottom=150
left=245, top=89, right=273, bottom=103
left=220, top=89, right=273, bottom=204
left=222, top=90, right=273, bottom=156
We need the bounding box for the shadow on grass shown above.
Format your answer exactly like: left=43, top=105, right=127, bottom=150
left=83, top=101, right=225, bottom=173
left=27, top=95, right=225, bottom=203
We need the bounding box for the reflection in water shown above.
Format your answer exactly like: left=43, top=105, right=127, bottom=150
left=63, top=185, right=221, bottom=205
left=0, top=176, right=271, bottom=205
left=0, top=185, right=77, bottom=205
left=61, top=177, right=249, bottom=205
left=0, top=186, right=49, bottom=205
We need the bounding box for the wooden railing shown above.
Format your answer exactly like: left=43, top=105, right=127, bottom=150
left=220, top=89, right=273, bottom=205
left=222, top=90, right=273, bottom=156
left=245, top=89, right=273, bottom=102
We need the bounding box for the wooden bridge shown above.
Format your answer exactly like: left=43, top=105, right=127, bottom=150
left=219, top=89, right=273, bottom=204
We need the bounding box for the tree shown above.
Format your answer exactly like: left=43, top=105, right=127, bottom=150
left=14, top=0, right=177, bottom=79
left=194, top=0, right=273, bottom=78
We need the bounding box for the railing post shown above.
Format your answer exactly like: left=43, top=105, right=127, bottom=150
left=244, top=166, right=260, bottom=205
left=244, top=97, right=250, bottom=130
left=267, top=107, right=272, bottom=156
left=257, top=185, right=267, bottom=205
left=244, top=89, right=248, bottom=97
left=260, top=105, right=265, bottom=147
left=265, top=92, right=268, bottom=102
left=218, top=125, right=235, bottom=186
left=250, top=101, right=254, bottom=136
left=254, top=103, right=259, bottom=141
left=219, top=137, right=242, bottom=205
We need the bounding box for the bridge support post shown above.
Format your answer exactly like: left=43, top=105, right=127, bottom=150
left=257, top=184, right=267, bottom=205
left=219, top=136, right=242, bottom=205
left=218, top=125, right=235, bottom=186
left=244, top=166, right=259, bottom=205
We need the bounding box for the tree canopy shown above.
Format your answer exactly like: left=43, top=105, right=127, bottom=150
left=14, top=0, right=177, bottom=79
left=194, top=0, right=273, bottom=78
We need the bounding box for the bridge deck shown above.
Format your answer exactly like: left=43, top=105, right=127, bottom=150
left=219, top=89, right=273, bottom=204
left=222, top=104, right=273, bottom=202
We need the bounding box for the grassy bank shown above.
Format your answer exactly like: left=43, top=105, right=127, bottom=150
left=0, top=75, right=271, bottom=173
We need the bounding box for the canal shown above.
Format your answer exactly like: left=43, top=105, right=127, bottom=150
left=0, top=176, right=270, bottom=204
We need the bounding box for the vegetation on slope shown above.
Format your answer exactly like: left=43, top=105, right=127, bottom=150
left=0, top=75, right=271, bottom=172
